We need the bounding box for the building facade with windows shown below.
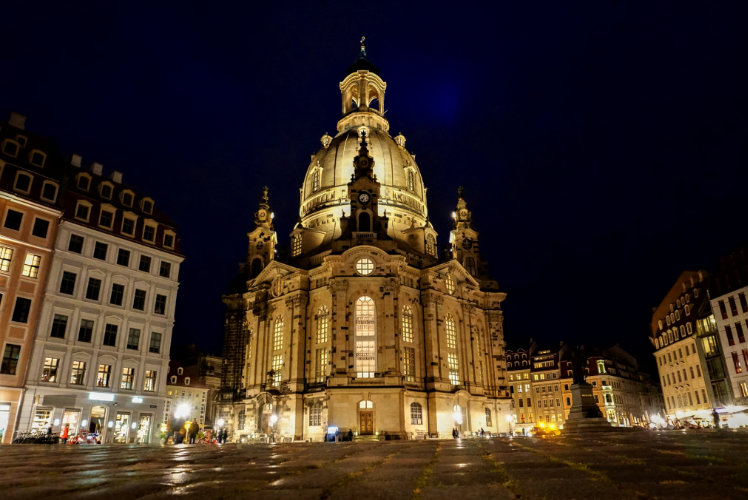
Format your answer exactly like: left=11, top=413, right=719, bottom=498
left=505, top=345, right=535, bottom=433
left=0, top=113, right=64, bottom=443
left=221, top=47, right=511, bottom=442
left=650, top=271, right=731, bottom=424
left=14, top=155, right=183, bottom=444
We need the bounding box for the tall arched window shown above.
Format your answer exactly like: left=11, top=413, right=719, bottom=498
left=465, top=257, right=476, bottom=276
left=358, top=212, right=371, bottom=232
left=312, top=169, right=320, bottom=192
left=355, top=296, right=376, bottom=378
left=401, top=305, right=414, bottom=343
left=445, top=314, right=456, bottom=349
left=407, top=170, right=415, bottom=191
left=316, top=306, right=329, bottom=343
left=410, top=402, right=422, bottom=425
left=273, top=317, right=284, bottom=351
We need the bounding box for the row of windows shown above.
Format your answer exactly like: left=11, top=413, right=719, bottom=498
left=665, top=390, right=708, bottom=411
left=718, top=293, right=748, bottom=320
left=724, top=321, right=748, bottom=346
left=75, top=173, right=153, bottom=214
left=2, top=208, right=52, bottom=237
left=67, top=233, right=173, bottom=278
left=1, top=168, right=59, bottom=202
left=39, top=356, right=158, bottom=391
left=1, top=138, right=47, bottom=167
left=0, top=245, right=46, bottom=278
left=56, top=270, right=169, bottom=314
left=655, top=322, right=694, bottom=349
left=49, top=315, right=162, bottom=352
left=71, top=202, right=175, bottom=249
left=657, top=343, right=697, bottom=366
left=730, top=350, right=748, bottom=374
left=661, top=364, right=702, bottom=387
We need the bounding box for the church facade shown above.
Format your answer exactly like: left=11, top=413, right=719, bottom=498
left=221, top=46, right=511, bottom=441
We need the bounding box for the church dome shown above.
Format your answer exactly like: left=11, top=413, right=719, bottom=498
left=298, top=48, right=429, bottom=245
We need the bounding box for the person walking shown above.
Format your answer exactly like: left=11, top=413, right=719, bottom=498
left=61, top=423, right=70, bottom=444
left=189, top=419, right=199, bottom=444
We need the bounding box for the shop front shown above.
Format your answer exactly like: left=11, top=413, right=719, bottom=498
left=17, top=390, right=165, bottom=444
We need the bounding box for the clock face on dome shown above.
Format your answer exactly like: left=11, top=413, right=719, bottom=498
left=358, top=157, right=369, bottom=168
left=358, top=192, right=370, bottom=204
left=459, top=209, right=468, bottom=218
left=258, top=209, right=267, bottom=219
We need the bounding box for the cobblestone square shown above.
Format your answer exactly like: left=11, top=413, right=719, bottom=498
left=3, top=430, right=747, bottom=499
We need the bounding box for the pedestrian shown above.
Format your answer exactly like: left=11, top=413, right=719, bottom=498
left=61, top=423, right=70, bottom=444
left=452, top=428, right=458, bottom=439
left=480, top=428, right=485, bottom=438
left=189, top=419, right=199, bottom=444
left=47, top=425, right=53, bottom=436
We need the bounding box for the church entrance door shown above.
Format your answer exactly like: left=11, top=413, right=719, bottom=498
left=359, top=411, right=373, bottom=435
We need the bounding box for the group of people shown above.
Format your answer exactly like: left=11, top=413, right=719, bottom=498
left=172, top=419, right=229, bottom=444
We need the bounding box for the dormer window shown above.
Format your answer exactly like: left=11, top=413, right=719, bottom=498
left=141, top=198, right=154, bottom=214
left=99, top=182, right=114, bottom=200
left=120, top=190, right=134, bottom=207
left=41, top=181, right=58, bottom=203
left=121, top=214, right=137, bottom=237
left=177, top=367, right=183, bottom=375
left=170, top=375, right=177, bottom=384
left=14, top=172, right=33, bottom=194
left=163, top=231, right=175, bottom=249
left=15, top=135, right=27, bottom=147
left=29, top=150, right=46, bottom=167
left=184, top=377, right=190, bottom=385
left=143, top=222, right=156, bottom=243
left=99, top=208, right=115, bottom=229
left=74, top=200, right=92, bottom=222
left=77, top=174, right=91, bottom=191
left=2, top=139, right=20, bottom=157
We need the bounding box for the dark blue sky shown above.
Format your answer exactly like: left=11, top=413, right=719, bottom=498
left=4, top=2, right=747, bottom=368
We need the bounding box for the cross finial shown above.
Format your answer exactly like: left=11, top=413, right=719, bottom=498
left=457, top=186, right=464, bottom=199
left=360, top=36, right=366, bottom=57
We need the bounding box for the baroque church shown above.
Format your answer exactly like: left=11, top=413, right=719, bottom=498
left=221, top=43, right=511, bottom=440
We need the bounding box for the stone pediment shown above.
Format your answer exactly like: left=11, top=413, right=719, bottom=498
left=249, top=260, right=304, bottom=288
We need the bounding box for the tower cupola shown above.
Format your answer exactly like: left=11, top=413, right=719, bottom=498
left=338, top=37, right=388, bottom=133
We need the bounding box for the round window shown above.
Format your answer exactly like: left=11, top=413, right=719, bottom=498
left=445, top=275, right=456, bottom=295
left=356, top=258, right=374, bottom=276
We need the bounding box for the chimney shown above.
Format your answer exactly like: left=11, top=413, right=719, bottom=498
left=70, top=154, right=82, bottom=167
left=91, top=162, right=103, bottom=176
left=9, top=112, right=27, bottom=130
left=110, top=171, right=123, bottom=184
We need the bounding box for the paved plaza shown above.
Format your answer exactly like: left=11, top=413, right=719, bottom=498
left=3, top=430, right=748, bottom=499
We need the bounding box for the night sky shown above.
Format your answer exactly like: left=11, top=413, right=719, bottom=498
left=4, top=2, right=747, bottom=371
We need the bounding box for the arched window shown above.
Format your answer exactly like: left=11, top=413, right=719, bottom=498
left=426, top=234, right=436, bottom=257
left=355, top=296, right=376, bottom=378
left=445, top=275, right=456, bottom=295
left=448, top=353, right=459, bottom=385
left=401, top=305, right=414, bottom=343
left=410, top=402, right=423, bottom=425
left=273, top=317, right=284, bottom=351
left=407, top=170, right=415, bottom=191
left=316, top=306, right=329, bottom=343
left=250, top=257, right=263, bottom=278
left=358, top=212, right=371, bottom=232
left=445, top=314, right=456, bottom=349
left=292, top=234, right=302, bottom=256
left=312, top=169, right=320, bottom=192
left=465, top=257, right=476, bottom=276
left=359, top=400, right=373, bottom=409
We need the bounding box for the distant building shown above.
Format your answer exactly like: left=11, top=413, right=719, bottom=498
left=708, top=246, right=748, bottom=418
left=0, top=113, right=64, bottom=444
left=165, top=361, right=210, bottom=432
left=650, top=271, right=731, bottom=424
left=0, top=113, right=183, bottom=444
left=506, top=344, right=535, bottom=432
left=507, top=342, right=662, bottom=430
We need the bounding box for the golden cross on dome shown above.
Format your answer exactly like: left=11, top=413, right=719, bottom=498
left=360, top=36, right=366, bottom=57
